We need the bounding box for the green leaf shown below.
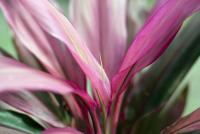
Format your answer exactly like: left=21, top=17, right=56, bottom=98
left=143, top=13, right=200, bottom=111
left=119, top=13, right=200, bottom=133
left=131, top=86, right=188, bottom=134
left=0, top=110, right=44, bottom=134
left=0, top=12, right=17, bottom=58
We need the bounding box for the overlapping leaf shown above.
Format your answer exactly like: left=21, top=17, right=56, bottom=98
left=112, top=0, right=200, bottom=96
left=124, top=12, right=200, bottom=123
left=70, top=0, right=127, bottom=78
left=162, top=108, right=200, bottom=134
left=5, top=0, right=110, bottom=106
left=0, top=92, right=65, bottom=127
left=0, top=0, right=64, bottom=78
left=131, top=87, right=188, bottom=134
left=43, top=127, right=83, bottom=134
left=0, top=110, right=44, bottom=134
left=0, top=56, right=95, bottom=108
left=116, top=13, right=200, bottom=134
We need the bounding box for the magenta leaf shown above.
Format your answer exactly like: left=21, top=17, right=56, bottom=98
left=45, top=34, right=86, bottom=89
left=112, top=0, right=200, bottom=96
left=0, top=0, right=111, bottom=106
left=13, top=35, right=86, bottom=119
left=70, top=0, right=127, bottom=79
left=0, top=56, right=73, bottom=94
left=0, top=0, right=65, bottom=78
left=0, top=92, right=65, bottom=127
left=42, top=127, right=83, bottom=134
left=0, top=56, right=95, bottom=109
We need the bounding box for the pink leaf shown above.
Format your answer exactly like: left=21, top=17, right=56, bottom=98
left=112, top=0, right=200, bottom=96
left=69, top=0, right=101, bottom=62
left=14, top=36, right=86, bottom=119
left=0, top=56, right=95, bottom=109
left=43, top=127, right=83, bottom=134
left=162, top=108, right=200, bottom=134
left=0, top=0, right=94, bottom=119
left=0, top=0, right=64, bottom=78
left=70, top=0, right=127, bottom=78
left=13, top=37, right=43, bottom=69
left=46, top=34, right=86, bottom=89
left=0, top=92, right=65, bottom=127
left=0, top=0, right=111, bottom=106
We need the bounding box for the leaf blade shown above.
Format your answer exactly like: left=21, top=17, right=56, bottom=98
left=14, top=0, right=110, bottom=106
left=42, top=127, right=83, bottom=134
left=0, top=110, right=44, bottom=134
left=70, top=0, right=127, bottom=79
left=0, top=56, right=95, bottom=109
left=112, top=0, right=200, bottom=96
left=162, top=108, right=200, bottom=134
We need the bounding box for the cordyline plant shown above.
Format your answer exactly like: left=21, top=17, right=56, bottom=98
left=0, top=0, right=200, bottom=134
